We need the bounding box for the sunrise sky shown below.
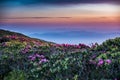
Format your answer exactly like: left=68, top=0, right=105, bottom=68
left=0, top=0, right=120, bottom=44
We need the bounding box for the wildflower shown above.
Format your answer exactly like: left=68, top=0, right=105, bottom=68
left=79, top=43, right=87, bottom=48
left=97, top=59, right=104, bottom=66
left=40, top=55, right=45, bottom=58
left=28, top=55, right=36, bottom=61
left=39, top=59, right=48, bottom=64
left=21, top=48, right=29, bottom=54
left=105, top=59, right=111, bottom=64
left=1, top=42, right=8, bottom=47
left=19, top=37, right=26, bottom=42
left=41, top=58, right=48, bottom=62
left=56, top=44, right=61, bottom=47
left=36, top=42, right=41, bottom=46
left=31, top=56, right=36, bottom=61
left=9, top=35, right=17, bottom=39
left=76, top=45, right=80, bottom=48
left=28, top=54, right=48, bottom=64
left=26, top=45, right=32, bottom=49
left=28, top=55, right=33, bottom=58
left=35, top=54, right=41, bottom=58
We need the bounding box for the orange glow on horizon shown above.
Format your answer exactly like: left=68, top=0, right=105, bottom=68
left=0, top=16, right=119, bottom=24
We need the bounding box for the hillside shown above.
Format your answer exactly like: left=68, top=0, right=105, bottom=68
left=0, top=29, right=54, bottom=45
left=0, top=29, right=120, bottom=80
left=0, top=29, right=26, bottom=37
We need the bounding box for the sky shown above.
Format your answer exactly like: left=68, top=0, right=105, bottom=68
left=0, top=0, right=120, bottom=44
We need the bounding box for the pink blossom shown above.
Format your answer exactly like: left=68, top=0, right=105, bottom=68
left=9, top=35, right=17, bottom=39
left=1, top=42, right=8, bottom=47
left=28, top=54, right=48, bottom=63
left=35, top=54, right=41, bottom=58
left=39, top=59, right=48, bottom=64
left=28, top=55, right=33, bottom=58
left=76, top=45, right=80, bottom=48
left=40, top=55, right=45, bottom=58
left=28, top=55, right=36, bottom=61
left=21, top=48, right=29, bottom=54
left=97, top=59, right=104, bottom=66
left=105, top=59, right=111, bottom=64
left=26, top=45, right=31, bottom=49
left=31, top=56, right=36, bottom=61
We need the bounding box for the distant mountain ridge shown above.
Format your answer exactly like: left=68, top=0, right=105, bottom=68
left=0, top=29, right=120, bottom=45
left=29, top=30, right=120, bottom=39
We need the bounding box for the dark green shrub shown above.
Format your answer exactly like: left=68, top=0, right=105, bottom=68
left=4, top=70, right=27, bottom=80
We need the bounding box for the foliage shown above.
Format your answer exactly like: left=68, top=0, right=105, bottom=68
left=0, top=30, right=120, bottom=80
left=4, top=70, right=27, bottom=80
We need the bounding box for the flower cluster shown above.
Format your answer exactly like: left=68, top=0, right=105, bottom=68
left=105, top=59, right=112, bottom=64
left=54, top=43, right=89, bottom=49
left=7, top=35, right=17, bottom=39
left=28, top=53, right=48, bottom=64
left=20, top=45, right=31, bottom=54
left=97, top=59, right=104, bottom=66
left=97, top=59, right=112, bottom=66
left=34, top=42, right=41, bottom=46
left=19, top=37, right=27, bottom=42
left=79, top=43, right=89, bottom=48
left=1, top=42, right=8, bottom=47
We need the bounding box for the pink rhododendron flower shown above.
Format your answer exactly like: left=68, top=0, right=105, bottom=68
left=28, top=55, right=33, bottom=58
left=28, top=54, right=48, bottom=64
left=35, top=54, right=41, bottom=58
left=105, top=59, right=111, bottom=64
left=1, top=42, right=8, bottom=47
left=31, top=56, right=36, bottom=61
left=97, top=59, right=104, bottom=66
left=26, top=45, right=32, bottom=49
left=40, top=55, right=45, bottom=58
left=39, top=59, right=48, bottom=64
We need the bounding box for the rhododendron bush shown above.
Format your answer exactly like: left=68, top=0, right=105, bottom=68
left=0, top=34, right=120, bottom=80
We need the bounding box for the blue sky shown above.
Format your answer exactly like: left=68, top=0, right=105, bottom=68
left=0, top=0, right=120, bottom=44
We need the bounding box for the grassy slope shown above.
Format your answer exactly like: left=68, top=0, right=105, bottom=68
left=0, top=29, right=54, bottom=44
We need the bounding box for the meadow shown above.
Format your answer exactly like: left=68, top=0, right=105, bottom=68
left=0, top=29, right=120, bottom=80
